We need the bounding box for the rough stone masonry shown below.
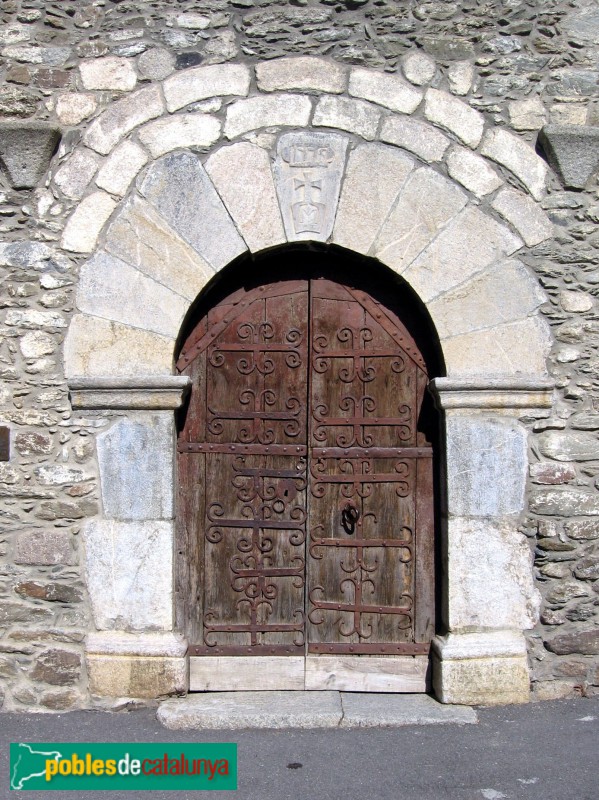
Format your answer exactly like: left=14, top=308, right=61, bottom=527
left=0, top=0, right=598, bottom=711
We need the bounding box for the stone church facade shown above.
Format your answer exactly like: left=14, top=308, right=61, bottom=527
left=1, top=0, right=598, bottom=711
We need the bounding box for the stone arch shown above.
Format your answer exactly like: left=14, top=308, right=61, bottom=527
left=62, top=57, right=556, bottom=705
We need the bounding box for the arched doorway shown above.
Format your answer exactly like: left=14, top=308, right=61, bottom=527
left=175, top=248, right=442, bottom=691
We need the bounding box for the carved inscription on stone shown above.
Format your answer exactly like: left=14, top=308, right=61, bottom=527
left=273, top=131, right=349, bottom=242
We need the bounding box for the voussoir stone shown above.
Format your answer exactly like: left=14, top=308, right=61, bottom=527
left=64, top=314, right=174, bottom=378
left=374, top=167, right=467, bottom=274
left=481, top=128, right=548, bottom=200
left=333, top=143, right=414, bottom=255
left=313, top=95, right=380, bottom=140
left=348, top=68, right=422, bottom=114
left=491, top=187, right=554, bottom=246
left=446, top=146, right=503, bottom=197
left=61, top=191, right=117, bottom=253
left=95, top=139, right=148, bottom=197
left=105, top=195, right=214, bottom=300
left=76, top=250, right=188, bottom=338
left=424, top=89, right=484, bottom=148
left=205, top=142, right=285, bottom=252
left=54, top=147, right=102, bottom=200
left=224, top=94, right=312, bottom=140
left=138, top=113, right=221, bottom=158
left=163, top=63, right=251, bottom=112
left=139, top=151, right=247, bottom=270
left=84, top=85, right=164, bottom=155
left=79, top=56, right=137, bottom=91
left=256, top=56, right=347, bottom=94
left=380, top=116, right=450, bottom=162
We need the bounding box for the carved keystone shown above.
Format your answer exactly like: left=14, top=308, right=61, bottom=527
left=0, top=122, right=61, bottom=189
left=538, top=125, right=599, bottom=190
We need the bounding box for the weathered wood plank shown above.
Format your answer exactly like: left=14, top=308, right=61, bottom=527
left=190, top=656, right=305, bottom=691
left=305, top=655, right=429, bottom=692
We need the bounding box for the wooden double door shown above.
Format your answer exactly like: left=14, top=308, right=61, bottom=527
left=177, top=275, right=435, bottom=691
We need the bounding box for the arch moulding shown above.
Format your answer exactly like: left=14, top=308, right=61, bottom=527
left=58, top=56, right=555, bottom=705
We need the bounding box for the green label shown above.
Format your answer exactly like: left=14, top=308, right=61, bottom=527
left=10, top=743, right=237, bottom=791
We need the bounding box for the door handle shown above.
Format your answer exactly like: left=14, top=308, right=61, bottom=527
left=341, top=503, right=360, bottom=534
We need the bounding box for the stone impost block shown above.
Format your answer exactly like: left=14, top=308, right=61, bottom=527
left=432, top=632, right=530, bottom=705
left=163, top=63, right=251, bottom=112
left=446, top=146, right=503, bottom=197
left=68, top=377, right=190, bottom=411
left=424, top=89, right=484, bottom=148
left=61, top=191, right=117, bottom=253
left=0, top=122, right=61, bottom=189
left=139, top=152, right=247, bottom=270
left=402, top=207, right=522, bottom=303
left=64, top=314, right=174, bottom=378
left=481, top=128, right=548, bottom=200
left=333, top=143, right=414, bottom=255
left=380, top=116, right=450, bottom=162
left=83, top=519, right=174, bottom=631
left=54, top=147, right=102, bottom=200
left=446, top=518, right=540, bottom=631
left=79, top=56, right=137, bottom=91
left=105, top=195, right=214, bottom=301
left=374, top=167, right=467, bottom=274
left=348, top=68, right=422, bottom=114
left=491, top=187, right=554, bottom=246
left=84, top=85, right=164, bottom=155
left=428, top=259, right=546, bottom=339
left=256, top=56, right=347, bottom=94
left=76, top=251, right=188, bottom=339
left=206, top=142, right=286, bottom=252
left=97, top=413, right=174, bottom=521
left=138, top=113, right=221, bottom=158
left=313, top=96, right=381, bottom=141
left=96, top=140, right=148, bottom=197
left=442, top=317, right=551, bottom=378
left=273, top=131, right=348, bottom=243
left=87, top=654, right=187, bottom=698
left=445, top=416, right=528, bottom=517
left=430, top=378, right=555, bottom=416
left=224, top=94, right=312, bottom=140
left=538, top=125, right=599, bottom=190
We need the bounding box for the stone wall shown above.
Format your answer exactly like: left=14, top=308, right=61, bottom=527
left=0, top=0, right=598, bottom=710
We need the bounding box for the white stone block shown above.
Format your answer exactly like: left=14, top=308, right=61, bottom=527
left=402, top=52, right=436, bottom=86
left=313, top=95, right=380, bottom=140
left=273, top=131, right=348, bottom=243
left=225, top=94, right=312, bottom=140
left=54, top=147, right=102, bottom=200
left=447, top=61, right=474, bottom=96
left=446, top=417, right=528, bottom=517
left=481, top=128, right=548, bottom=200
left=97, top=413, right=174, bottom=521
left=508, top=97, right=547, bottom=131
left=348, top=68, right=422, bottom=114
left=206, top=142, right=286, bottom=252
left=61, top=191, right=117, bottom=253
left=559, top=290, right=593, bottom=312
left=446, top=146, right=503, bottom=197
left=55, top=93, right=97, bottom=125
left=333, top=143, right=414, bottom=255
left=76, top=250, right=188, bottom=339
left=163, top=63, right=250, bottom=112
left=447, top=518, right=540, bottom=630
left=84, top=85, right=164, bottom=155
left=492, top=187, right=554, bottom=246
left=443, top=316, right=551, bottom=377
left=96, top=140, right=148, bottom=197
left=256, top=56, right=347, bottom=94
left=374, top=167, right=467, bottom=273
left=402, top=207, right=522, bottom=303
left=64, top=315, right=173, bottom=379
left=424, top=89, right=485, bottom=148
left=380, top=116, right=450, bottom=162
left=79, top=56, right=137, bottom=91
left=428, top=259, right=546, bottom=338
left=83, top=519, right=173, bottom=631
left=139, top=152, right=247, bottom=270
left=138, top=113, right=221, bottom=158
left=105, top=195, right=214, bottom=301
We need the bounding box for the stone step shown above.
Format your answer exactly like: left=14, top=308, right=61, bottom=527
left=157, top=691, right=477, bottom=730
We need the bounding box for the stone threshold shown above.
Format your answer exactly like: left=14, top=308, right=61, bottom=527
left=157, top=692, right=477, bottom=730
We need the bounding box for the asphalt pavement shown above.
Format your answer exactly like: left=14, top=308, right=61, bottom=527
left=1, top=696, right=597, bottom=800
